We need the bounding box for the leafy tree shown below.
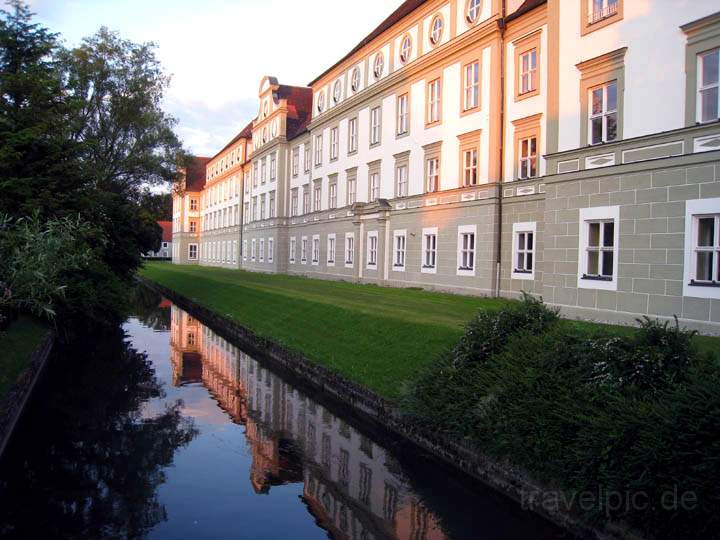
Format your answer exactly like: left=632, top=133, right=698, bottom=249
left=138, top=190, right=173, bottom=221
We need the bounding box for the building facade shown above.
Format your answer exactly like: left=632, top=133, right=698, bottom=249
left=173, top=0, right=720, bottom=332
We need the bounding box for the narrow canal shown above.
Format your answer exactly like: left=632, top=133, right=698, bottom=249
left=0, top=288, right=568, bottom=539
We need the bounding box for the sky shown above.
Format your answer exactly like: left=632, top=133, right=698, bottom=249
left=28, top=0, right=402, bottom=157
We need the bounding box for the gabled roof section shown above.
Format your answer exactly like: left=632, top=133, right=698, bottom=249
left=278, top=85, right=313, bottom=140
left=308, top=0, right=427, bottom=86
left=185, top=156, right=210, bottom=192
left=158, top=221, right=172, bottom=242
left=210, top=121, right=254, bottom=161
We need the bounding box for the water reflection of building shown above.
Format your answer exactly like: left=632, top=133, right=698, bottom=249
left=169, top=305, right=445, bottom=540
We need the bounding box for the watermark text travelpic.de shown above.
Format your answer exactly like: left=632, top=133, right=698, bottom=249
left=521, top=486, right=698, bottom=516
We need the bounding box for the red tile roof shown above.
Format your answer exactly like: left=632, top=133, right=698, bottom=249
left=505, top=0, right=546, bottom=22
left=185, top=156, right=210, bottom=191
left=158, top=221, right=173, bottom=242
left=278, top=85, right=313, bottom=140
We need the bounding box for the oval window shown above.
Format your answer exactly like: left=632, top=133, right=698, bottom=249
left=351, top=67, right=361, bottom=91
left=373, top=52, right=384, bottom=79
left=430, top=15, right=443, bottom=45
left=400, top=34, right=412, bottom=64
left=466, top=0, right=481, bottom=24
left=333, top=80, right=342, bottom=103
left=317, top=91, right=325, bottom=112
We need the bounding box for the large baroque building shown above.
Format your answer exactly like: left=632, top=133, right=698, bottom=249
left=173, top=0, right=720, bottom=332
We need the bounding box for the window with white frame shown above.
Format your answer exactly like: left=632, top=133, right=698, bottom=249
left=578, top=206, right=619, bottom=290
left=314, top=134, right=323, bottom=166
left=464, top=62, right=479, bottom=110
left=252, top=197, right=257, bottom=221
left=347, top=174, right=357, bottom=205
left=267, top=238, right=273, bottom=263
left=684, top=198, right=720, bottom=299
left=303, top=186, right=310, bottom=214
left=259, top=239, right=265, bottom=262
left=270, top=153, right=277, bottom=181
left=260, top=194, right=266, bottom=220
left=430, top=15, right=443, bottom=45
left=463, top=149, right=478, bottom=186
left=373, top=52, right=384, bottom=79
left=188, top=243, right=198, bottom=260
left=289, top=237, right=296, bottom=263
left=589, top=81, right=618, bottom=144
left=253, top=162, right=258, bottom=187
left=291, top=188, right=298, bottom=216
left=370, top=106, right=381, bottom=145
left=330, top=127, right=339, bottom=160
left=243, top=240, right=247, bottom=260
left=327, top=234, right=336, bottom=265
left=466, top=0, right=481, bottom=23
left=351, top=67, right=361, bottom=92
left=333, top=80, right=342, bottom=103
left=518, top=136, right=537, bottom=179
left=422, top=227, right=438, bottom=273
left=396, top=164, right=408, bottom=198
left=519, top=49, right=537, bottom=95
left=397, top=94, right=408, bottom=135
left=348, top=117, right=358, bottom=153
left=698, top=48, right=719, bottom=123
left=512, top=222, right=536, bottom=280
left=269, top=191, right=275, bottom=218
left=261, top=158, right=267, bottom=183
left=329, top=182, right=337, bottom=209
left=312, top=235, right=320, bottom=264
left=251, top=239, right=256, bottom=261
left=304, top=145, right=311, bottom=172
left=427, top=79, right=441, bottom=123
left=313, top=182, right=321, bottom=212
left=457, top=225, right=476, bottom=275
left=369, top=172, right=380, bottom=201
left=400, top=35, right=412, bottom=64
left=292, top=147, right=299, bottom=176
left=393, top=230, right=406, bottom=270
left=367, top=232, right=378, bottom=268
left=301, top=237, right=308, bottom=263
left=426, top=157, right=439, bottom=192
left=189, top=221, right=196, bottom=233
left=345, top=233, right=355, bottom=266
left=589, top=0, right=618, bottom=23
left=190, top=199, right=198, bottom=211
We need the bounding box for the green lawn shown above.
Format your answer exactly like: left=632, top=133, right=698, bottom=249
left=0, top=316, right=48, bottom=399
left=140, top=262, right=720, bottom=398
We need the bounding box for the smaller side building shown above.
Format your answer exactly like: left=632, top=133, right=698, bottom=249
left=145, top=221, right=173, bottom=259
left=172, top=156, right=210, bottom=264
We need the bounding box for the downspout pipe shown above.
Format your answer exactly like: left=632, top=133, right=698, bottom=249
left=494, top=3, right=506, bottom=298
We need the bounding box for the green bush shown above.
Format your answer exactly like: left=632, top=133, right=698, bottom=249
left=401, top=297, right=720, bottom=539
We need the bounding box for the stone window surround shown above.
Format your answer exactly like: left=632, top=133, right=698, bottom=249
left=268, top=237, right=274, bottom=263
left=345, top=232, right=355, bottom=268
left=188, top=243, right=198, bottom=261
left=395, top=89, right=411, bottom=139
left=393, top=150, right=410, bottom=198
left=329, top=125, right=340, bottom=162
left=259, top=238, right=265, bottom=262
left=513, top=29, right=541, bottom=102
left=328, top=174, right=338, bottom=209
left=327, top=233, right=337, bottom=266
left=580, top=0, right=623, bottom=37
left=423, top=140, right=442, bottom=193
left=421, top=226, right=438, bottom=274
left=366, top=230, right=379, bottom=269
left=683, top=197, right=720, bottom=300
left=576, top=205, right=620, bottom=291
left=425, top=72, right=443, bottom=127
left=300, top=236, right=308, bottom=263
left=457, top=224, right=477, bottom=277
left=512, top=113, right=542, bottom=180
left=369, top=103, right=383, bottom=147
left=460, top=54, right=482, bottom=116
left=457, top=130, right=481, bottom=187
left=680, top=12, right=720, bottom=126
left=346, top=167, right=358, bottom=206
left=312, top=234, right=320, bottom=265
left=314, top=134, right=323, bottom=168
left=576, top=47, right=626, bottom=147
left=289, top=236, right=296, bottom=263
left=348, top=116, right=359, bottom=155
left=392, top=229, right=407, bottom=272
left=313, top=179, right=322, bottom=212
left=368, top=159, right=382, bottom=201
left=511, top=221, right=536, bottom=281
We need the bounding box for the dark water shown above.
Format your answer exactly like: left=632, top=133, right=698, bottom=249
left=0, top=289, right=568, bottom=539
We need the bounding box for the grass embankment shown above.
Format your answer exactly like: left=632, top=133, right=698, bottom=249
left=140, top=262, right=508, bottom=398
left=0, top=317, right=48, bottom=398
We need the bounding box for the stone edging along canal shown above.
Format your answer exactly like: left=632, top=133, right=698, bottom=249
left=0, top=330, right=55, bottom=458
left=139, top=277, right=643, bottom=540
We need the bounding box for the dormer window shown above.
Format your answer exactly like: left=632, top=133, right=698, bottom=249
left=400, top=35, right=412, bottom=64
left=373, top=52, right=384, bottom=80
left=430, top=15, right=443, bottom=46
left=333, top=80, right=342, bottom=103
left=466, top=0, right=481, bottom=24
left=351, top=67, right=361, bottom=92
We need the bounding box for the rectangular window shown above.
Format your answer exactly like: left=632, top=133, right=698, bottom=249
left=312, top=235, right=320, bottom=264
left=348, top=117, right=358, bottom=153
left=393, top=230, right=406, bottom=271
left=252, top=197, right=257, bottom=221
left=268, top=191, right=275, bottom=218
left=578, top=206, right=619, bottom=290
left=291, top=188, right=298, bottom=216
left=457, top=225, right=476, bottom=276
left=692, top=214, right=720, bottom=284
left=367, top=232, right=378, bottom=267
left=589, top=81, right=618, bottom=144
left=347, top=174, right=357, bottom=205
left=268, top=238, right=274, bottom=263
left=314, top=134, right=323, bottom=166
left=301, top=237, right=307, bottom=263
left=292, top=147, right=299, bottom=176
left=304, top=145, right=311, bottom=172
left=464, top=62, right=479, bottom=110
left=303, top=187, right=310, bottom=214
left=345, top=233, right=355, bottom=266
left=189, top=220, right=197, bottom=233
left=369, top=172, right=380, bottom=201
left=395, top=164, right=408, bottom=198
left=313, top=182, right=321, bottom=212
left=261, top=157, right=267, bottom=184
left=519, top=49, right=537, bottom=95
left=270, top=153, right=276, bottom=181
left=260, top=194, right=266, bottom=220
left=370, top=106, right=381, bottom=145
left=259, top=239, right=265, bottom=262
left=330, top=127, right=339, bottom=160
left=463, top=149, right=478, bottom=186
left=512, top=222, right=536, bottom=280
left=590, top=0, right=619, bottom=24
left=289, top=237, right=296, bottom=263
left=397, top=94, right=408, bottom=135
left=251, top=239, right=256, bottom=261
left=422, top=228, right=438, bottom=273
left=190, top=199, right=198, bottom=211
left=699, top=48, right=719, bottom=123
left=328, top=183, right=337, bottom=209
left=427, top=78, right=441, bottom=124
left=518, top=136, right=537, bottom=179
left=426, top=157, right=439, bottom=192
left=188, top=243, right=198, bottom=260
left=327, top=234, right=336, bottom=265
left=242, top=240, right=247, bottom=260
left=253, top=162, right=258, bottom=187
